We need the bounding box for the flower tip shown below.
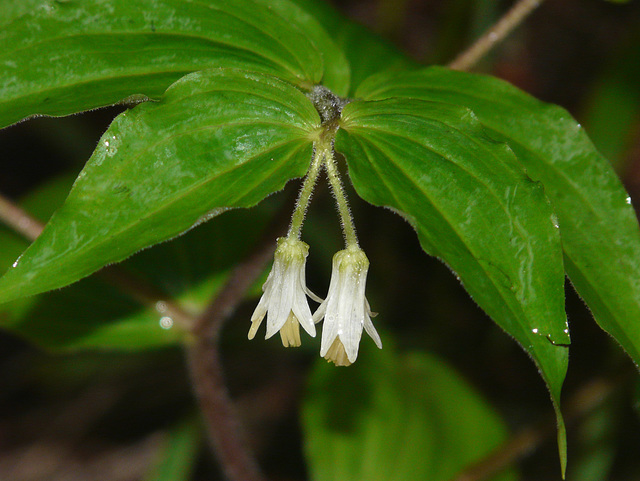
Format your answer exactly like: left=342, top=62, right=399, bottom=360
left=324, top=338, right=353, bottom=366
left=247, top=322, right=260, bottom=340
left=248, top=309, right=266, bottom=340
left=280, top=312, right=302, bottom=348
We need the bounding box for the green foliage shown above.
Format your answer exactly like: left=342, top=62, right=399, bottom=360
left=355, top=67, right=640, bottom=369
left=0, top=0, right=349, bottom=129
left=288, top=0, right=418, bottom=93
left=337, top=97, right=570, bottom=467
left=143, top=414, right=203, bottom=481
left=0, top=175, right=271, bottom=351
left=303, top=343, right=516, bottom=481
left=0, top=0, right=639, bottom=478
left=0, top=68, right=318, bottom=304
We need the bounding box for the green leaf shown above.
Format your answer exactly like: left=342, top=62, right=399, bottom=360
left=0, top=0, right=349, bottom=129
left=289, top=0, right=418, bottom=95
left=144, top=414, right=203, bottom=481
left=303, top=343, right=517, bottom=481
left=0, top=68, right=318, bottom=305
left=0, top=173, right=272, bottom=351
left=336, top=97, right=569, bottom=471
left=355, top=66, right=640, bottom=371
left=0, top=175, right=77, bottom=324
left=0, top=0, right=42, bottom=26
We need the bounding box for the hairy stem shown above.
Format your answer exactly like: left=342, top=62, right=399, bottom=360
left=288, top=146, right=324, bottom=240
left=324, top=146, right=359, bottom=248
left=448, top=0, right=544, bottom=71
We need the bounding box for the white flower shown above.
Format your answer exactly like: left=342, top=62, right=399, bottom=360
left=248, top=237, right=319, bottom=347
left=313, top=245, right=382, bottom=366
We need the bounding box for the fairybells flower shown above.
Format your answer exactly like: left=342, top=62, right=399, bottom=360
left=313, top=245, right=382, bottom=366
left=248, top=237, right=319, bottom=347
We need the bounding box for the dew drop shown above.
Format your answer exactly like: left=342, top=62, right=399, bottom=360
left=38, top=2, right=58, bottom=14
left=626, top=196, right=632, bottom=205
left=155, top=301, right=168, bottom=313
left=159, top=316, right=174, bottom=329
left=532, top=328, right=539, bottom=334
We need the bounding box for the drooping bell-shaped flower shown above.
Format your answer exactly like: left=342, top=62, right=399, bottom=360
left=248, top=237, right=319, bottom=347
left=313, top=245, right=382, bottom=365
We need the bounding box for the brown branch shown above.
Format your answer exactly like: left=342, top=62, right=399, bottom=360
left=449, top=373, right=629, bottom=481
left=0, top=193, right=45, bottom=242
left=448, top=0, right=544, bottom=71
left=186, top=208, right=290, bottom=481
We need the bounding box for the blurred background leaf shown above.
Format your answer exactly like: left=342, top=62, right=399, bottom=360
left=143, top=414, right=203, bottom=481
left=303, top=341, right=517, bottom=481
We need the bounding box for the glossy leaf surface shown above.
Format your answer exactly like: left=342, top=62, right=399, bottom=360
left=290, top=0, right=418, bottom=95
left=0, top=68, right=319, bottom=305
left=337, top=98, right=569, bottom=467
left=0, top=175, right=270, bottom=351
left=303, top=345, right=516, bottom=481
left=356, top=66, right=640, bottom=369
left=0, top=0, right=349, bottom=129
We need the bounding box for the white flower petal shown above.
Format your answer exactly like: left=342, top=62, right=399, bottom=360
left=248, top=237, right=317, bottom=346
left=315, top=246, right=381, bottom=365
left=363, top=314, right=383, bottom=349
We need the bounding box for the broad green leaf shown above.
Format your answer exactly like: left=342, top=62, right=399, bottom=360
left=0, top=175, right=78, bottom=323
left=0, top=173, right=272, bottom=351
left=0, top=0, right=42, bottom=26
left=0, top=68, right=319, bottom=305
left=336, top=98, right=569, bottom=471
left=290, top=0, right=418, bottom=95
left=355, top=66, right=640, bottom=370
left=303, top=343, right=516, bottom=481
left=144, top=414, right=203, bottom=481
left=0, top=0, right=349, bottom=129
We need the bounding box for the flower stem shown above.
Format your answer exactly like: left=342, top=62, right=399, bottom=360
left=324, top=145, right=359, bottom=248
left=287, top=146, right=324, bottom=240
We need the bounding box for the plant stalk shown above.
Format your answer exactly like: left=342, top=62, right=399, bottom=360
left=323, top=145, right=359, bottom=248
left=288, top=145, right=324, bottom=240
left=448, top=0, right=544, bottom=71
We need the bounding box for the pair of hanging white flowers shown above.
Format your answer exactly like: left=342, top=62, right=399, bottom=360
left=247, top=140, right=382, bottom=366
